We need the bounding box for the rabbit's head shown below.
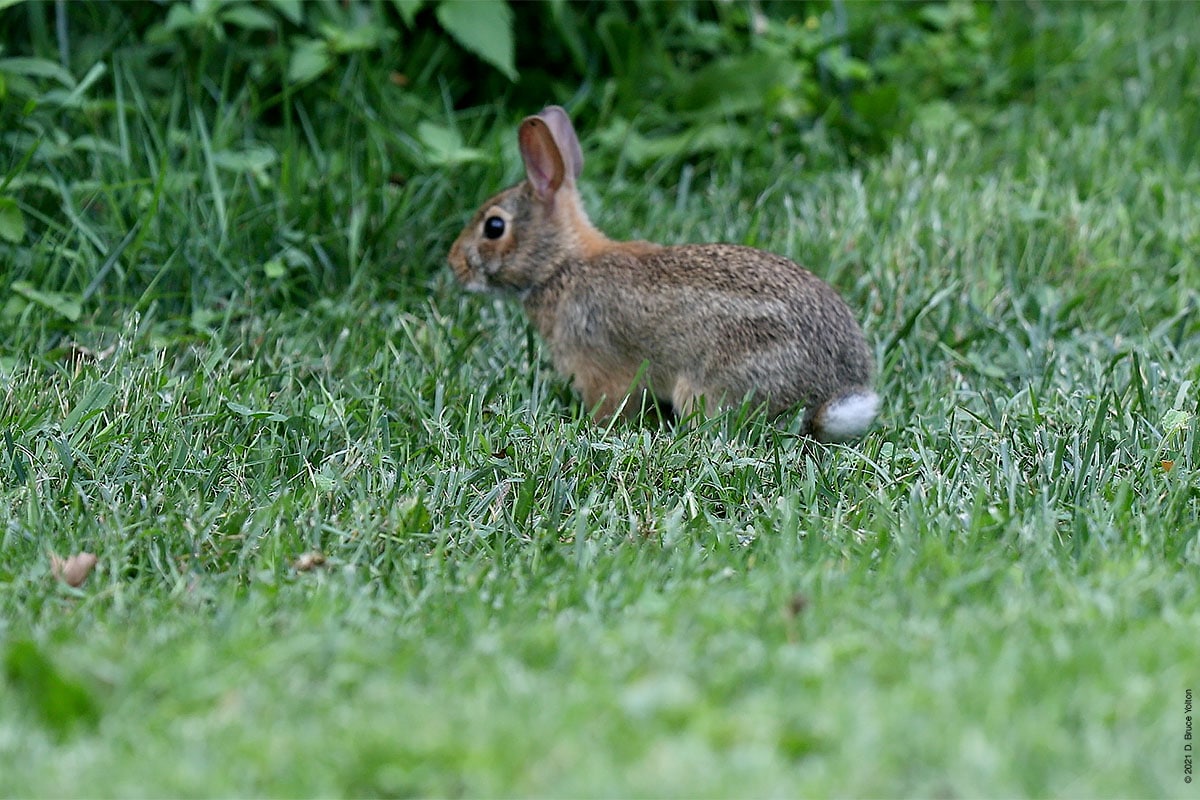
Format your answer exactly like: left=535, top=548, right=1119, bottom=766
left=447, top=106, right=607, bottom=294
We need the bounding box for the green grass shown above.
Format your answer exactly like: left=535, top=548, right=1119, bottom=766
left=2, top=3, right=1199, bottom=797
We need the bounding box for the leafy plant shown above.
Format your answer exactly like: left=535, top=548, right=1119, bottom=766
left=0, top=0, right=1090, bottom=319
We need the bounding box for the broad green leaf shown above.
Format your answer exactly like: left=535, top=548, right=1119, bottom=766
left=417, top=120, right=461, bottom=152
left=312, top=467, right=338, bottom=492
left=11, top=281, right=81, bottom=322
left=288, top=38, right=331, bottom=84
left=392, top=0, right=425, bottom=27
left=820, top=48, right=873, bottom=83
left=1161, top=407, right=1193, bottom=438
left=920, top=3, right=976, bottom=30
left=436, top=0, right=517, bottom=81
left=0, top=56, right=75, bottom=86
left=263, top=258, right=287, bottom=279
left=161, top=3, right=200, bottom=33
left=221, top=4, right=279, bottom=31
left=226, top=401, right=289, bottom=423
left=6, top=173, right=59, bottom=192
left=69, top=135, right=125, bottom=158
left=211, top=146, right=278, bottom=180
left=191, top=0, right=222, bottom=19
left=417, top=121, right=486, bottom=165
left=0, top=197, right=25, bottom=243
left=0, top=295, right=24, bottom=322
left=320, top=22, right=395, bottom=54
left=265, top=0, right=304, bottom=25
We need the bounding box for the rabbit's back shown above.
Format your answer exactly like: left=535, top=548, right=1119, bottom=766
left=525, top=243, right=873, bottom=415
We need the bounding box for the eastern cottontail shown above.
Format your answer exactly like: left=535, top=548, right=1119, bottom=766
left=447, top=106, right=879, bottom=441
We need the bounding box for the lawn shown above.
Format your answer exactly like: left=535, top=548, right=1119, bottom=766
left=2, top=2, right=1198, bottom=797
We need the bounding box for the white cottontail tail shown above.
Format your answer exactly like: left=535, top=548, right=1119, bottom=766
left=448, top=106, right=879, bottom=441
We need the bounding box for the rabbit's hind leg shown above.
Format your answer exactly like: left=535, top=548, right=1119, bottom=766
left=671, top=376, right=719, bottom=424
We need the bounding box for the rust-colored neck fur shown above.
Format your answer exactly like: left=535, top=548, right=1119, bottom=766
left=554, top=188, right=610, bottom=258
left=554, top=188, right=661, bottom=260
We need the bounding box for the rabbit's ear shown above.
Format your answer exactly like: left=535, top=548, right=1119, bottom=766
left=536, top=106, right=584, bottom=182
left=519, top=116, right=566, bottom=203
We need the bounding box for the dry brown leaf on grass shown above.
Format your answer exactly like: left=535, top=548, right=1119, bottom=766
left=59, top=342, right=117, bottom=367
left=50, top=552, right=98, bottom=587
left=293, top=551, right=327, bottom=571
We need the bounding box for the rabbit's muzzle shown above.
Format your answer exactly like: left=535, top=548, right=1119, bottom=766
left=447, top=238, right=489, bottom=293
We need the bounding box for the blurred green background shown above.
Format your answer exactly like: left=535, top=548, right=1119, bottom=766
left=0, top=0, right=1105, bottom=318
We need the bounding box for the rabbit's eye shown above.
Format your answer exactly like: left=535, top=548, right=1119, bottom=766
left=484, top=216, right=506, bottom=239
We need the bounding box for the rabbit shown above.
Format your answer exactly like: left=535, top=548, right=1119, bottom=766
left=447, top=106, right=879, bottom=441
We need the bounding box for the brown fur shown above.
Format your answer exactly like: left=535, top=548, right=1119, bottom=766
left=447, top=106, right=878, bottom=440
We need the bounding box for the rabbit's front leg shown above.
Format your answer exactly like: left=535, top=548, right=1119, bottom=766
left=566, top=358, right=644, bottom=422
